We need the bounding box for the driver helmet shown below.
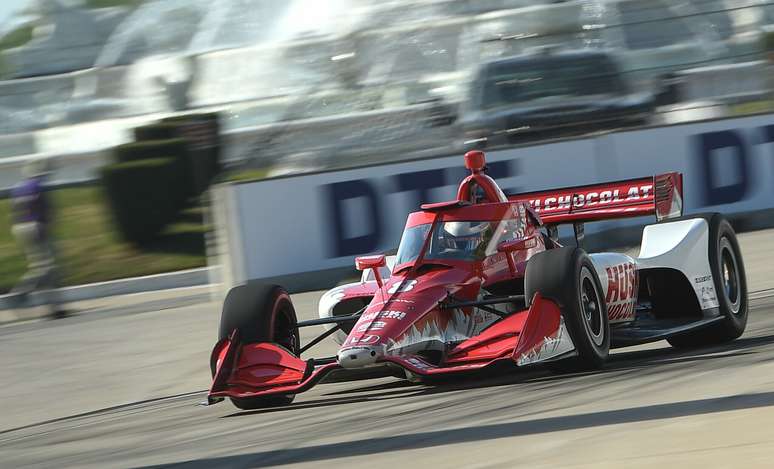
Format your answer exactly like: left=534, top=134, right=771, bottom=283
left=442, top=221, right=490, bottom=252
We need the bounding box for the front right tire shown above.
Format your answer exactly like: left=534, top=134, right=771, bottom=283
left=525, top=246, right=610, bottom=372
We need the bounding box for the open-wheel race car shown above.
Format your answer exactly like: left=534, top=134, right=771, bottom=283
left=207, top=150, right=748, bottom=409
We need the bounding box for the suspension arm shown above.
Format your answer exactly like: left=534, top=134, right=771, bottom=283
left=296, top=313, right=362, bottom=328
left=299, top=324, right=341, bottom=355
left=441, top=294, right=525, bottom=310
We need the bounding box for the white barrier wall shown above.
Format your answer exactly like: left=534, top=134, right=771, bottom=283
left=675, top=61, right=770, bottom=104
left=599, top=113, right=774, bottom=216
left=212, top=111, right=774, bottom=292
left=0, top=149, right=110, bottom=193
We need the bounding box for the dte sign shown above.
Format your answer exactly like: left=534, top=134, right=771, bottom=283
left=694, top=125, right=774, bottom=206
left=322, top=161, right=514, bottom=258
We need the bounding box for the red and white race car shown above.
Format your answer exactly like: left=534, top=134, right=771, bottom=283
left=208, top=151, right=748, bottom=409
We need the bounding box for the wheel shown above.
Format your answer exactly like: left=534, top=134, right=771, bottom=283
left=215, top=282, right=300, bottom=409
left=525, top=247, right=610, bottom=372
left=667, top=214, right=748, bottom=348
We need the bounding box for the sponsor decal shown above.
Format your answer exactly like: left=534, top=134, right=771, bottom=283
left=483, top=252, right=507, bottom=268
left=605, top=263, right=638, bottom=303
left=405, top=357, right=432, bottom=370
left=360, top=311, right=378, bottom=321
left=357, top=321, right=386, bottom=332
left=360, top=310, right=407, bottom=321
left=605, top=262, right=638, bottom=321
left=347, top=334, right=380, bottom=345
left=694, top=275, right=712, bottom=284
left=701, top=286, right=718, bottom=309
left=528, top=185, right=654, bottom=212
left=388, top=279, right=417, bottom=294
left=366, top=311, right=385, bottom=320
left=380, top=311, right=407, bottom=320
left=607, top=302, right=634, bottom=321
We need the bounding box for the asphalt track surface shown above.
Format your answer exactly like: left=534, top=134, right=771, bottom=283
left=2, top=229, right=774, bottom=468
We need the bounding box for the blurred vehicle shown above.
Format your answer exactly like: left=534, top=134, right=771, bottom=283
left=460, top=49, right=654, bottom=149
left=206, top=151, right=748, bottom=410
left=472, top=0, right=770, bottom=92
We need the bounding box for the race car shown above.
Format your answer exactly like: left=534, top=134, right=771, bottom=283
left=207, top=150, right=748, bottom=409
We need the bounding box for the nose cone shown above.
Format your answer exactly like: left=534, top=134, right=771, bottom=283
left=337, top=346, right=381, bottom=369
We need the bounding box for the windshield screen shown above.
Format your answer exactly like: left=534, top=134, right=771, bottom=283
left=395, top=218, right=525, bottom=266
left=479, top=56, right=624, bottom=110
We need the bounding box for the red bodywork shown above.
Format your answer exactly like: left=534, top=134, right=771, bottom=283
left=208, top=151, right=683, bottom=403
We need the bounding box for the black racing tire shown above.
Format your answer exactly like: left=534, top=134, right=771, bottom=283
left=525, top=247, right=610, bottom=372
left=667, top=214, right=748, bottom=348
left=215, top=282, right=300, bottom=409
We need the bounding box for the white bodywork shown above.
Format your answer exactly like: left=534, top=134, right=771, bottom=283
left=587, top=217, right=719, bottom=322
left=637, top=218, right=719, bottom=311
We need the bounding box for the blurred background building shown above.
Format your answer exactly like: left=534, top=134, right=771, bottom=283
left=0, top=0, right=773, bottom=178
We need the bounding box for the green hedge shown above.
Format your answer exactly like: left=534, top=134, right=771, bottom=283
left=764, top=30, right=774, bottom=53
left=133, top=123, right=179, bottom=142
left=133, top=114, right=222, bottom=194
left=101, top=113, right=221, bottom=245
left=161, top=112, right=220, bottom=125
left=161, top=113, right=221, bottom=182
left=114, top=139, right=187, bottom=163
left=101, top=158, right=182, bottom=244
left=113, top=139, right=192, bottom=197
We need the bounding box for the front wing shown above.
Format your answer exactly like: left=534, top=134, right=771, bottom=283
left=207, top=293, right=575, bottom=404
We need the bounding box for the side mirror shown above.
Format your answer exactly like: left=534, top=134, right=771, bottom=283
left=355, top=255, right=386, bottom=271
left=355, top=255, right=386, bottom=287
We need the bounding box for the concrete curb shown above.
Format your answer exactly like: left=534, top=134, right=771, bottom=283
left=0, top=267, right=216, bottom=313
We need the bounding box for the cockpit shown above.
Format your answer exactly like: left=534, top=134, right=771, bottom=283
left=394, top=209, right=526, bottom=267
left=393, top=150, right=535, bottom=271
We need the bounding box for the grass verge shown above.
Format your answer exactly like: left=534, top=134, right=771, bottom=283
left=0, top=25, right=34, bottom=52
left=220, top=168, right=270, bottom=184
left=84, top=0, right=146, bottom=9
left=0, top=185, right=207, bottom=294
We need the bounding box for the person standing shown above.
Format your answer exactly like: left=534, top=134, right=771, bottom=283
left=10, top=158, right=67, bottom=319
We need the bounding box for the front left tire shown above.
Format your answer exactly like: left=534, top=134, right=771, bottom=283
left=215, top=281, right=300, bottom=410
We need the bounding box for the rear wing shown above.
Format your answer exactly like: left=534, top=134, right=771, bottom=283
left=509, top=172, right=683, bottom=225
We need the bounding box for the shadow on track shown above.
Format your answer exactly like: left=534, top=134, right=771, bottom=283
left=0, top=390, right=208, bottom=437
left=218, top=333, right=774, bottom=419
left=141, top=390, right=774, bottom=469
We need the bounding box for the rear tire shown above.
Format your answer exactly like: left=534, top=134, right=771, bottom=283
left=667, top=214, right=748, bottom=348
left=216, top=282, right=300, bottom=409
left=525, top=247, right=610, bottom=372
